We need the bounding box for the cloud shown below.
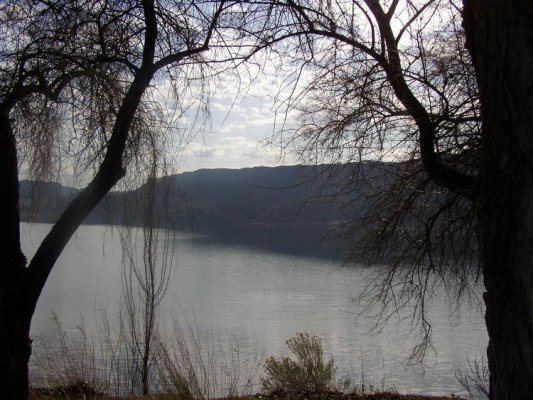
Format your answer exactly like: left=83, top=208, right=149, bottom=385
left=149, top=54, right=307, bottom=172
left=177, top=133, right=292, bottom=172
left=186, top=136, right=258, bottom=158
left=211, top=102, right=229, bottom=112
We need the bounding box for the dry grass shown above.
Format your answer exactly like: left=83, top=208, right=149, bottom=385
left=30, top=315, right=261, bottom=399
left=30, top=322, right=466, bottom=400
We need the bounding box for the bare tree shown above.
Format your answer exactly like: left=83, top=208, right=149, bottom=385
left=120, top=171, right=174, bottom=395
left=243, top=0, right=478, bottom=342
left=0, top=1, right=233, bottom=397
left=242, top=1, right=531, bottom=399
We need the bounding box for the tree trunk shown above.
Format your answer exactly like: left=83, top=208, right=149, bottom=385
left=478, top=183, right=533, bottom=399
left=1, top=107, right=32, bottom=399
left=0, top=283, right=32, bottom=400
left=463, top=1, right=533, bottom=398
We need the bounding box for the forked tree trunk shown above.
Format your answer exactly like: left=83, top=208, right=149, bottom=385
left=0, top=3, right=166, bottom=398
left=463, top=0, right=533, bottom=398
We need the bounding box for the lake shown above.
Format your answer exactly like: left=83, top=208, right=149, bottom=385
left=22, top=223, right=488, bottom=397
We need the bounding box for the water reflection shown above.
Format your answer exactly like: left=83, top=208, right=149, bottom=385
left=180, top=222, right=344, bottom=259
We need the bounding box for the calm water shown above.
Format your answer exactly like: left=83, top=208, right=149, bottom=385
left=22, top=223, right=488, bottom=396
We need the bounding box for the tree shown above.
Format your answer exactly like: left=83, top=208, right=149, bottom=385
left=247, top=1, right=530, bottom=399
left=462, top=1, right=533, bottom=398
left=0, top=1, right=231, bottom=398
left=120, top=173, right=174, bottom=395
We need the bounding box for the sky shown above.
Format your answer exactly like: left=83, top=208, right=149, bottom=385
left=178, top=91, right=288, bottom=172
left=167, top=60, right=304, bottom=174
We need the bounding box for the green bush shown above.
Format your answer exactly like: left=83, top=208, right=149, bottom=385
left=261, top=333, right=336, bottom=394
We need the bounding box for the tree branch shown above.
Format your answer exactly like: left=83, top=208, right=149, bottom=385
left=364, top=0, right=477, bottom=199
left=25, top=0, right=161, bottom=311
left=153, top=1, right=226, bottom=70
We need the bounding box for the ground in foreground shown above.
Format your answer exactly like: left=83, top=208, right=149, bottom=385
left=30, top=387, right=465, bottom=400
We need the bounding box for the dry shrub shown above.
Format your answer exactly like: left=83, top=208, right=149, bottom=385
left=261, top=333, right=336, bottom=394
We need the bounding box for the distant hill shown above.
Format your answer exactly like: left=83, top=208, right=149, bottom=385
left=153, top=165, right=344, bottom=226
left=20, top=162, right=396, bottom=257
left=19, top=180, right=80, bottom=223
left=20, top=164, right=377, bottom=226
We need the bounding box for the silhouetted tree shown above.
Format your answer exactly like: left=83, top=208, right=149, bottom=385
left=120, top=171, right=174, bottom=395
left=248, top=1, right=531, bottom=398
left=0, top=1, right=230, bottom=397
left=462, top=1, right=533, bottom=398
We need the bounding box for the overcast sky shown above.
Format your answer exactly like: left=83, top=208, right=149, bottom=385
left=178, top=93, right=286, bottom=172
left=171, top=60, right=304, bottom=173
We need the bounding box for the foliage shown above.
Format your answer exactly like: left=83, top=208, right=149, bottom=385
left=261, top=333, right=336, bottom=394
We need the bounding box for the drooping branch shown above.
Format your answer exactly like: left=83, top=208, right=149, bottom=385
left=24, top=0, right=161, bottom=311
left=270, top=0, right=477, bottom=198
left=24, top=0, right=223, bottom=313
